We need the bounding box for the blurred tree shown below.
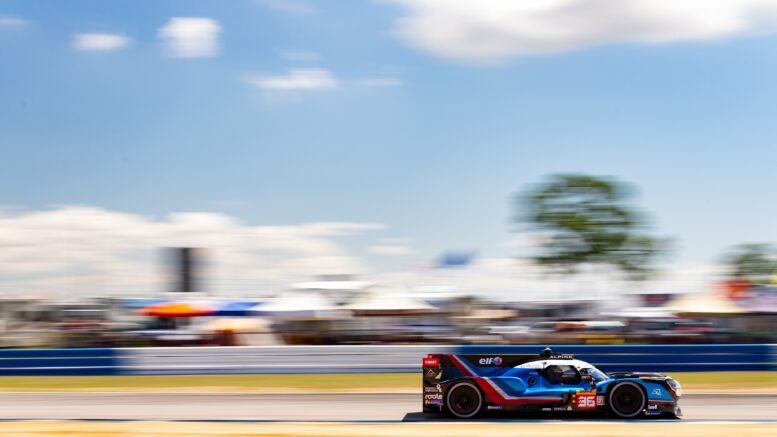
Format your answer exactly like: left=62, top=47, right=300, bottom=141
left=518, top=174, right=663, bottom=280
left=722, top=244, right=777, bottom=287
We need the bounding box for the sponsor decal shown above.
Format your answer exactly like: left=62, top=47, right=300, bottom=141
left=646, top=404, right=661, bottom=415
left=425, top=368, right=438, bottom=378
left=652, top=388, right=662, bottom=396
left=478, top=356, right=503, bottom=366
left=574, top=390, right=597, bottom=410
left=424, top=384, right=442, bottom=393
left=487, top=405, right=503, bottom=410
left=549, top=353, right=575, bottom=359
left=426, top=399, right=443, bottom=406
left=596, top=395, right=605, bottom=406
left=423, top=358, right=439, bottom=367
left=424, top=393, right=443, bottom=401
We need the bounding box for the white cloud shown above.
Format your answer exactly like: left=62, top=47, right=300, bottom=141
left=244, top=68, right=338, bottom=91
left=158, top=17, right=221, bottom=58
left=0, top=16, right=27, bottom=27
left=72, top=33, right=132, bottom=52
left=0, top=206, right=382, bottom=296
left=387, top=0, right=777, bottom=63
left=369, top=245, right=416, bottom=256
left=259, top=0, right=316, bottom=14
left=359, top=78, right=403, bottom=87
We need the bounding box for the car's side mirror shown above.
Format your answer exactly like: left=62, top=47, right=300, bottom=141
left=581, top=374, right=595, bottom=389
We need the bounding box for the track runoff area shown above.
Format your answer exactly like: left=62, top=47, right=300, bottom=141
left=0, top=421, right=775, bottom=437
left=0, top=392, right=774, bottom=436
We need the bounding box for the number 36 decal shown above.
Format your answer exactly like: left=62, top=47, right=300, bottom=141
left=577, top=395, right=597, bottom=409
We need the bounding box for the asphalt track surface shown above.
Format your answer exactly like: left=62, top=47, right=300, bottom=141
left=0, top=393, right=774, bottom=422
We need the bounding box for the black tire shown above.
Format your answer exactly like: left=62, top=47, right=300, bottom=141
left=608, top=382, right=646, bottom=419
left=445, top=381, right=483, bottom=419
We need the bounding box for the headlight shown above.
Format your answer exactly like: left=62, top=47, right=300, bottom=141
left=667, top=378, right=682, bottom=397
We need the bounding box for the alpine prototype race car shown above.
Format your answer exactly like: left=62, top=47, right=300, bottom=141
left=422, top=348, right=682, bottom=419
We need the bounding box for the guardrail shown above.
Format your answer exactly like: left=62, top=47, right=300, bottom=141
left=120, top=345, right=452, bottom=375
left=0, top=345, right=774, bottom=376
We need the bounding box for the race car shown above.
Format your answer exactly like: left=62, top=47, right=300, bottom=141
left=422, top=348, right=682, bottom=419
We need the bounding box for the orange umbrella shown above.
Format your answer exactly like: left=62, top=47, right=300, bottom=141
left=139, top=301, right=216, bottom=318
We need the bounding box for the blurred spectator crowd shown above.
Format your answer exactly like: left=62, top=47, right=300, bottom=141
left=1, top=279, right=776, bottom=348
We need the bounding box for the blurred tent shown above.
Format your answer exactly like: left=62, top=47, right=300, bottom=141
left=200, top=317, right=268, bottom=332
left=291, top=279, right=372, bottom=305
left=451, top=307, right=517, bottom=320
left=213, top=301, right=260, bottom=317
left=664, top=293, right=747, bottom=316
left=121, top=298, right=169, bottom=309
left=601, top=307, right=675, bottom=319
left=250, top=292, right=347, bottom=319
left=739, top=288, right=777, bottom=314
left=345, top=285, right=438, bottom=316
left=436, top=251, right=476, bottom=268
left=292, top=280, right=372, bottom=291
left=139, top=301, right=216, bottom=318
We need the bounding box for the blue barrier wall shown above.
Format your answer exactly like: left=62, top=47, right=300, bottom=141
left=0, top=348, right=119, bottom=376
left=0, top=345, right=773, bottom=376
left=455, top=344, right=777, bottom=372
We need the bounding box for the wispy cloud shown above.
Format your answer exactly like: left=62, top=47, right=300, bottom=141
left=387, top=0, right=777, bottom=63
left=259, top=0, right=316, bottom=14
left=244, top=68, right=338, bottom=91
left=72, top=33, right=132, bottom=52
left=158, top=17, right=221, bottom=58
left=0, top=16, right=28, bottom=28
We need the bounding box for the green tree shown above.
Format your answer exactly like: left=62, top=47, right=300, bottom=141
left=518, top=174, right=663, bottom=279
left=723, top=243, right=777, bottom=287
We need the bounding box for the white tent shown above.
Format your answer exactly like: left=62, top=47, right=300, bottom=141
left=345, top=285, right=438, bottom=316
left=251, top=292, right=348, bottom=319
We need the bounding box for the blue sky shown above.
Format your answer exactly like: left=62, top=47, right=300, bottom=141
left=2, top=0, right=777, bottom=280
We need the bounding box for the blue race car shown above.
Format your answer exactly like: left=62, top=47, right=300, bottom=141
left=422, top=348, right=682, bottom=419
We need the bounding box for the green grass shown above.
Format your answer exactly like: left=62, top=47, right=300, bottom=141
left=0, top=372, right=773, bottom=392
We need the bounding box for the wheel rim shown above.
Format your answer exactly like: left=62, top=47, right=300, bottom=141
left=447, top=383, right=482, bottom=418
left=609, top=382, right=645, bottom=418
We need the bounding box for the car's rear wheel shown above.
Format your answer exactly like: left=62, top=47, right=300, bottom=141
left=446, top=381, right=483, bottom=419
left=608, top=382, right=646, bottom=418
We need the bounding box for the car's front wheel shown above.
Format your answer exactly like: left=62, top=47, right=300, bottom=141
left=446, top=381, right=483, bottom=419
left=608, top=382, right=646, bottom=418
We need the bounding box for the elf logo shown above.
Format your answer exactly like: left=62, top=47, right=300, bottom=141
left=478, top=356, right=503, bottom=366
